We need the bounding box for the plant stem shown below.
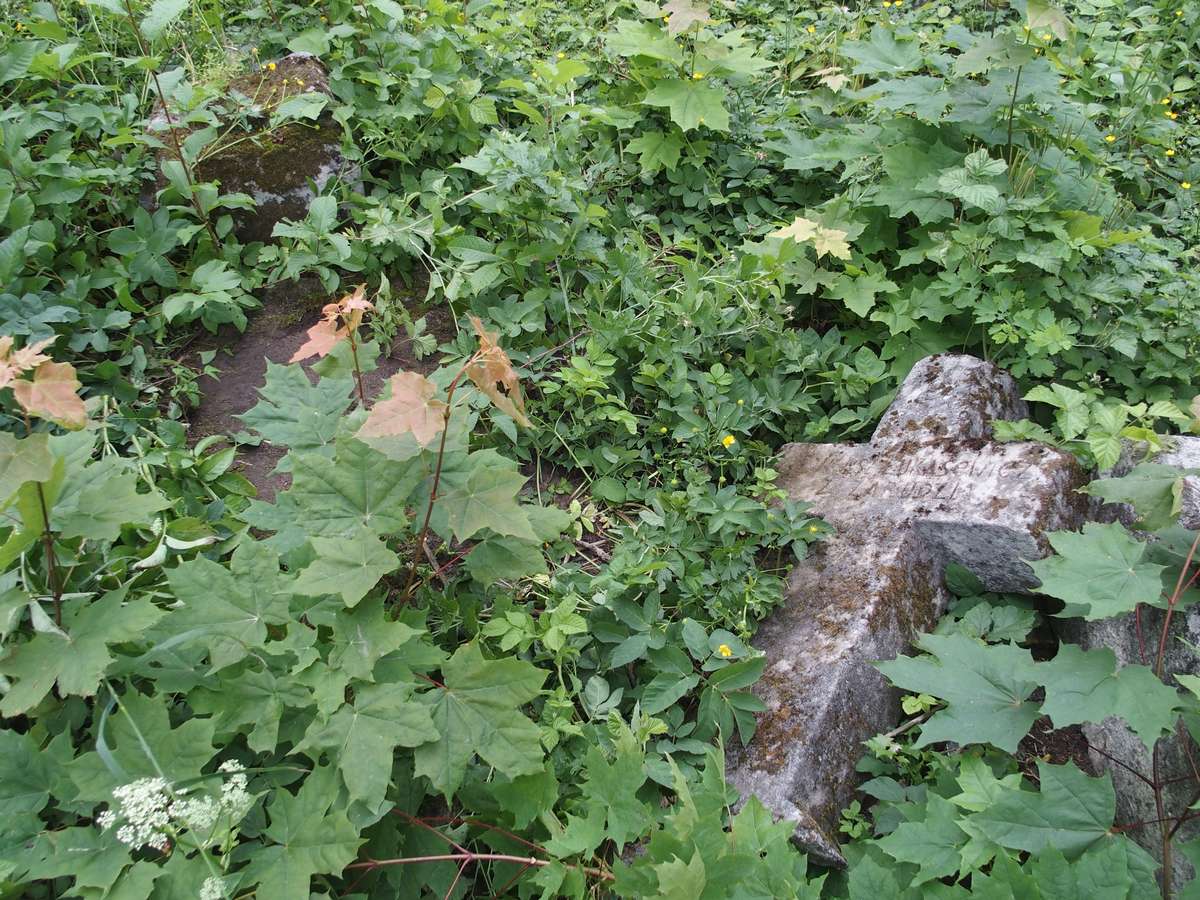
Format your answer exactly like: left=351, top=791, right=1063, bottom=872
left=35, top=482, right=63, bottom=626
left=346, top=852, right=613, bottom=881
left=348, top=331, right=366, bottom=404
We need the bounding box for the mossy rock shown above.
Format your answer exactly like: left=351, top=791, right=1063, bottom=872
left=149, top=54, right=355, bottom=244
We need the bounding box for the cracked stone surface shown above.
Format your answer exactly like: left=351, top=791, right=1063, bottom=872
left=726, top=354, right=1088, bottom=866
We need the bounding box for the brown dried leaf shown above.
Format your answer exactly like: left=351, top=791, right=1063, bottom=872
left=662, top=0, right=709, bottom=35
left=357, top=372, right=448, bottom=448
left=464, top=315, right=531, bottom=427
left=290, top=314, right=344, bottom=363
left=10, top=337, right=54, bottom=373
left=13, top=361, right=87, bottom=430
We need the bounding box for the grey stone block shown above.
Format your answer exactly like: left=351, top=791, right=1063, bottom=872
left=727, top=354, right=1088, bottom=865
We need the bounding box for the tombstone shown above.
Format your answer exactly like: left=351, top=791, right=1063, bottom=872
left=1060, top=435, right=1200, bottom=887
left=726, top=354, right=1088, bottom=866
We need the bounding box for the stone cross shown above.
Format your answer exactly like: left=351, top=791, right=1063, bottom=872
left=726, top=354, right=1087, bottom=866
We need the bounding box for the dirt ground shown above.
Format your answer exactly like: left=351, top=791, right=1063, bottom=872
left=186, top=281, right=456, bottom=500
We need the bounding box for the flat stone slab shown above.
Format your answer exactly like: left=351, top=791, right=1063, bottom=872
left=727, top=354, right=1088, bottom=865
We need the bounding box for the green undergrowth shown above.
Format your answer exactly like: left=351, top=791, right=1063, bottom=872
left=2, top=0, right=1200, bottom=896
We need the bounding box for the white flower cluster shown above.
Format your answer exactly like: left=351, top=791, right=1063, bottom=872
left=99, top=777, right=172, bottom=851
left=97, top=761, right=253, bottom=853
left=199, top=876, right=226, bottom=900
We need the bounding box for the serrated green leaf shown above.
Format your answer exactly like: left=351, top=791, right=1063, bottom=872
left=293, top=527, right=400, bottom=606
left=877, top=794, right=967, bottom=884
left=0, top=431, right=52, bottom=507
left=970, top=762, right=1114, bottom=858
left=413, top=641, right=546, bottom=797
left=464, top=533, right=546, bottom=587
left=1040, top=645, right=1183, bottom=752
left=238, top=363, right=354, bottom=461
left=296, top=683, right=438, bottom=804
left=626, top=130, right=684, bottom=174
left=0, top=589, right=163, bottom=716
left=140, top=0, right=187, bottom=40
left=1031, top=523, right=1166, bottom=620
left=642, top=79, right=729, bottom=132
left=876, top=633, right=1040, bottom=753
left=1085, top=464, right=1198, bottom=531
left=327, top=601, right=421, bottom=682
left=841, top=25, right=923, bottom=75
left=426, top=452, right=535, bottom=542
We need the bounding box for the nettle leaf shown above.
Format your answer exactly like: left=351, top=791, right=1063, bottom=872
left=0, top=589, right=163, bottom=716
left=296, top=683, right=438, bottom=805
left=245, top=764, right=362, bottom=897
left=876, top=633, right=1040, bottom=753
left=287, top=438, right=421, bottom=538
left=970, top=763, right=1114, bottom=859
left=841, top=25, right=923, bottom=75
left=1039, top=645, right=1184, bottom=752
left=164, top=541, right=291, bottom=671
left=414, top=641, right=546, bottom=797
left=293, top=527, right=400, bottom=607
left=643, top=79, right=730, bottom=132
left=1031, top=522, right=1166, bottom=619
left=238, top=362, right=354, bottom=460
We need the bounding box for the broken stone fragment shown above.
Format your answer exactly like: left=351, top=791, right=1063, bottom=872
left=145, top=53, right=355, bottom=244
left=726, top=354, right=1088, bottom=866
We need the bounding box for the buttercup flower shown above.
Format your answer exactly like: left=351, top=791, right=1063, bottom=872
left=717, top=643, right=733, bottom=658
left=806, top=24, right=816, bottom=33
left=1167, top=149, right=1176, bottom=157
left=267, top=61, right=277, bottom=71
left=721, top=434, right=736, bottom=448
left=1183, top=182, right=1193, bottom=190
left=556, top=51, right=565, bottom=59
left=1105, top=134, right=1116, bottom=143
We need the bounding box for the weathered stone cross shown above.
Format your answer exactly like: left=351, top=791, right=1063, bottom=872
left=726, top=354, right=1087, bottom=866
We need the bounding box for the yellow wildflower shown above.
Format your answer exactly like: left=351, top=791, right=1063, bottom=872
left=1105, top=134, right=1116, bottom=143
left=808, top=524, right=820, bottom=533
left=659, top=426, right=668, bottom=433
left=297, top=78, right=305, bottom=87
left=1167, top=148, right=1176, bottom=157
left=1163, top=97, right=1173, bottom=105
left=556, top=51, right=566, bottom=59
left=717, top=644, right=733, bottom=658
left=252, top=46, right=259, bottom=55
left=1183, top=182, right=1193, bottom=190
left=721, top=434, right=736, bottom=448
left=806, top=24, right=816, bottom=33
left=882, top=1, right=891, bottom=7
left=1041, top=32, right=1052, bottom=40
left=736, top=398, right=744, bottom=406
left=267, top=61, right=277, bottom=71
left=692, top=72, right=703, bottom=80
left=1169, top=111, right=1180, bottom=120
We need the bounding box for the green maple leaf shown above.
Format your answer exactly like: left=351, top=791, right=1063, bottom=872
left=238, top=362, right=354, bottom=462
left=0, top=730, right=61, bottom=849
left=1040, top=645, right=1183, bottom=751
left=580, top=738, right=652, bottom=846
left=876, top=633, right=1041, bottom=753
left=642, top=79, right=729, bottom=132
left=414, top=641, right=546, bottom=797
left=951, top=754, right=1023, bottom=812
left=490, top=767, right=559, bottom=829
left=860, top=76, right=951, bottom=121
left=426, top=451, right=535, bottom=542
left=877, top=794, right=968, bottom=884
left=296, top=683, right=438, bottom=805
left=1031, top=842, right=1142, bottom=899
left=0, top=589, right=163, bottom=716
left=1026, top=0, right=1072, bottom=40
left=970, top=762, right=1114, bottom=858
left=626, top=130, right=684, bottom=174
left=0, top=432, right=52, bottom=508
left=841, top=25, right=923, bottom=75
left=163, top=541, right=291, bottom=671
left=189, top=665, right=312, bottom=753
left=653, top=849, right=707, bottom=900
left=287, top=438, right=420, bottom=538
left=327, top=601, right=422, bottom=681
left=1031, top=522, right=1166, bottom=620
left=247, top=765, right=363, bottom=897
left=293, top=527, right=400, bottom=606
left=69, top=690, right=217, bottom=804
left=606, top=20, right=684, bottom=65
left=1084, top=463, right=1198, bottom=531
left=826, top=270, right=900, bottom=318
left=48, top=454, right=170, bottom=542
left=465, top=533, right=547, bottom=587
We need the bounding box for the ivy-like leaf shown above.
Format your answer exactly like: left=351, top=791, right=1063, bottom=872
left=414, top=641, right=546, bottom=797
left=1031, top=522, right=1166, bottom=619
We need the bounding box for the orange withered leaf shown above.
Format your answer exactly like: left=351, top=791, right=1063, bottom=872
left=13, top=361, right=87, bottom=430
left=357, top=372, right=448, bottom=448
left=289, top=287, right=375, bottom=363
left=464, top=315, right=531, bottom=427
left=289, top=315, right=342, bottom=363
